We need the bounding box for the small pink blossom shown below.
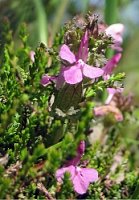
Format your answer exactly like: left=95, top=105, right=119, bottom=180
left=105, top=23, right=124, bottom=52
left=105, top=88, right=124, bottom=105
left=58, top=31, right=103, bottom=85
left=29, top=51, right=35, bottom=62
left=55, top=141, right=98, bottom=194
left=40, top=74, right=56, bottom=87
left=94, top=105, right=123, bottom=122
left=105, top=23, right=124, bottom=44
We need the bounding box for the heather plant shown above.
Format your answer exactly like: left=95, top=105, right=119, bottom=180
left=0, top=13, right=139, bottom=199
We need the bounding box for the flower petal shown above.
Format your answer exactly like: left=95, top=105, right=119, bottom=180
left=103, top=53, right=122, bottom=75
left=77, top=141, right=85, bottom=155
left=59, top=44, right=76, bottom=64
left=105, top=23, right=124, bottom=44
left=55, top=165, right=75, bottom=182
left=65, top=141, right=85, bottom=167
left=40, top=74, right=56, bottom=87
left=80, top=168, right=99, bottom=183
left=73, top=167, right=98, bottom=194
left=73, top=172, right=88, bottom=194
left=105, top=92, right=114, bottom=105
left=77, top=30, right=89, bottom=62
left=29, top=51, right=35, bottom=62
left=94, top=105, right=123, bottom=122
left=83, top=63, right=104, bottom=79
left=63, top=64, right=83, bottom=84
left=111, top=44, right=123, bottom=52
left=65, top=155, right=82, bottom=167
left=106, top=87, right=124, bottom=104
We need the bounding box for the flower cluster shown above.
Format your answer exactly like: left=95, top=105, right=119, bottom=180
left=40, top=23, right=124, bottom=92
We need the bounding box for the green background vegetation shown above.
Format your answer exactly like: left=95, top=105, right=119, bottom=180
left=0, top=0, right=139, bottom=199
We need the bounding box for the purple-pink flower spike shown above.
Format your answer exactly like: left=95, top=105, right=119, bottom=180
left=59, top=31, right=103, bottom=84
left=55, top=141, right=99, bottom=195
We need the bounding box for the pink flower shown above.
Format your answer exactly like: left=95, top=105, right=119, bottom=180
left=40, top=74, right=56, bottom=87
left=56, top=165, right=98, bottom=195
left=105, top=23, right=124, bottom=52
left=58, top=31, right=103, bottom=85
left=102, top=53, right=123, bottom=104
left=55, top=141, right=98, bottom=195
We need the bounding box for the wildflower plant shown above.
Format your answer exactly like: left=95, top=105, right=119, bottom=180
left=0, top=13, right=139, bottom=199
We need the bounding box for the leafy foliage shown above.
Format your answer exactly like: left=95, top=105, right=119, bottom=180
left=0, top=14, right=139, bottom=199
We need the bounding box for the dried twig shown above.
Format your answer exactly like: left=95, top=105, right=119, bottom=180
left=5, top=161, right=22, bottom=176
left=37, top=182, right=55, bottom=200
left=0, top=154, right=8, bottom=165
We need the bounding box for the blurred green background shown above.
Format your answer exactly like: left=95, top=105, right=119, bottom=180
left=0, top=0, right=139, bottom=101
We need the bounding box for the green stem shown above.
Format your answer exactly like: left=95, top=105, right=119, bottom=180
left=51, top=0, right=69, bottom=43
left=34, top=0, right=48, bottom=46
left=105, top=0, right=118, bottom=25
left=105, top=0, right=118, bottom=57
left=46, top=141, right=62, bottom=152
